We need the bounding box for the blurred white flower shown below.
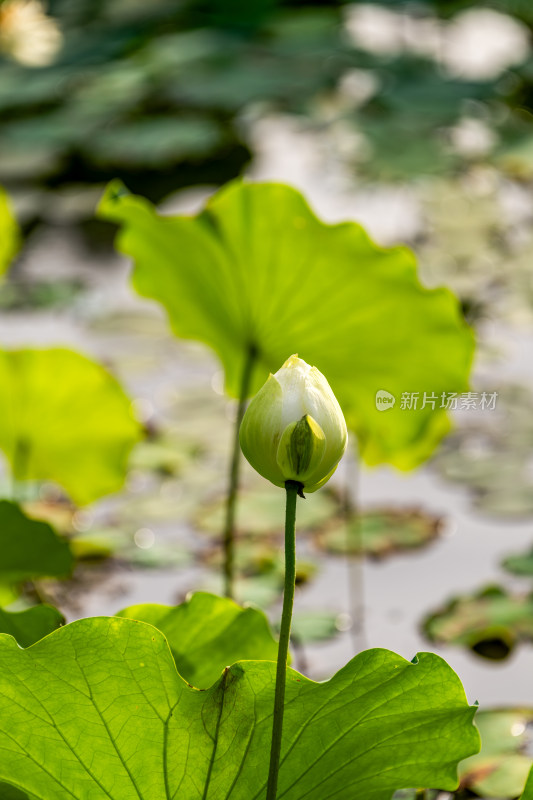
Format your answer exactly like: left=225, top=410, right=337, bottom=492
left=0, top=0, right=62, bottom=67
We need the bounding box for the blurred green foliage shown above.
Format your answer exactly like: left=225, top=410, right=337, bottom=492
left=0, top=348, right=142, bottom=505
left=0, top=0, right=349, bottom=207
left=1, top=0, right=532, bottom=221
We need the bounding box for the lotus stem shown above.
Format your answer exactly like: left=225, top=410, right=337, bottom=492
left=222, top=345, right=256, bottom=598
left=266, top=479, right=299, bottom=800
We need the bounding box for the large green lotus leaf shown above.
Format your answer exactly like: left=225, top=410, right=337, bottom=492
left=0, top=501, right=72, bottom=581
left=0, top=617, right=479, bottom=800
left=98, top=180, right=474, bottom=469
left=0, top=186, right=20, bottom=278
left=117, top=591, right=279, bottom=687
left=0, top=604, right=64, bottom=647
left=0, top=348, right=142, bottom=505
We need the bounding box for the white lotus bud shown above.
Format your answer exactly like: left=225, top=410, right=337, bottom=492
left=239, top=355, right=347, bottom=493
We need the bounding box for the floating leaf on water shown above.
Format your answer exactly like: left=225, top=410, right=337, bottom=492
left=69, top=528, right=129, bottom=562
left=317, top=508, right=442, bottom=559
left=125, top=541, right=192, bottom=569
left=0, top=278, right=83, bottom=311
left=128, top=434, right=197, bottom=477
left=423, top=586, right=533, bottom=660
left=85, top=117, right=224, bottom=167
left=287, top=610, right=341, bottom=644
left=196, top=484, right=338, bottom=537
left=459, top=708, right=533, bottom=799
left=503, top=548, right=533, bottom=577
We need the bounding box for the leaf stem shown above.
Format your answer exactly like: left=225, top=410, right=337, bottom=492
left=223, top=345, right=256, bottom=599
left=266, top=479, right=299, bottom=800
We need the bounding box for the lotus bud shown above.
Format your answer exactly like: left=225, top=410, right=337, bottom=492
left=239, top=354, right=347, bottom=493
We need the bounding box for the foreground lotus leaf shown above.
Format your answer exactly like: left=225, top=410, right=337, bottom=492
left=99, top=180, right=473, bottom=469
left=117, top=591, right=279, bottom=688
left=0, top=616, right=479, bottom=799
left=0, top=348, right=142, bottom=505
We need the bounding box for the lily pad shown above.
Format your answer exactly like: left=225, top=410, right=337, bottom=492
left=0, top=348, right=142, bottom=505
left=202, top=570, right=291, bottom=609
left=459, top=708, right=533, bottom=799
left=204, top=542, right=317, bottom=607
left=0, top=616, right=479, bottom=799
left=502, top=549, right=533, bottom=577
left=99, top=179, right=473, bottom=469
left=288, top=610, right=341, bottom=644
left=117, top=591, right=279, bottom=688
left=69, top=528, right=129, bottom=562
left=0, top=187, right=20, bottom=277
left=0, top=605, right=64, bottom=648
left=0, top=501, right=73, bottom=582
left=423, top=586, right=533, bottom=660
left=128, top=433, right=198, bottom=477
left=86, top=116, right=224, bottom=167
left=317, top=508, right=443, bottom=558
left=432, top=385, right=533, bottom=518
left=0, top=278, right=83, bottom=311
left=197, top=484, right=338, bottom=536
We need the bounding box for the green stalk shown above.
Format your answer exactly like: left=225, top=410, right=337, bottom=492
left=266, top=479, right=299, bottom=800
left=223, top=345, right=256, bottom=599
